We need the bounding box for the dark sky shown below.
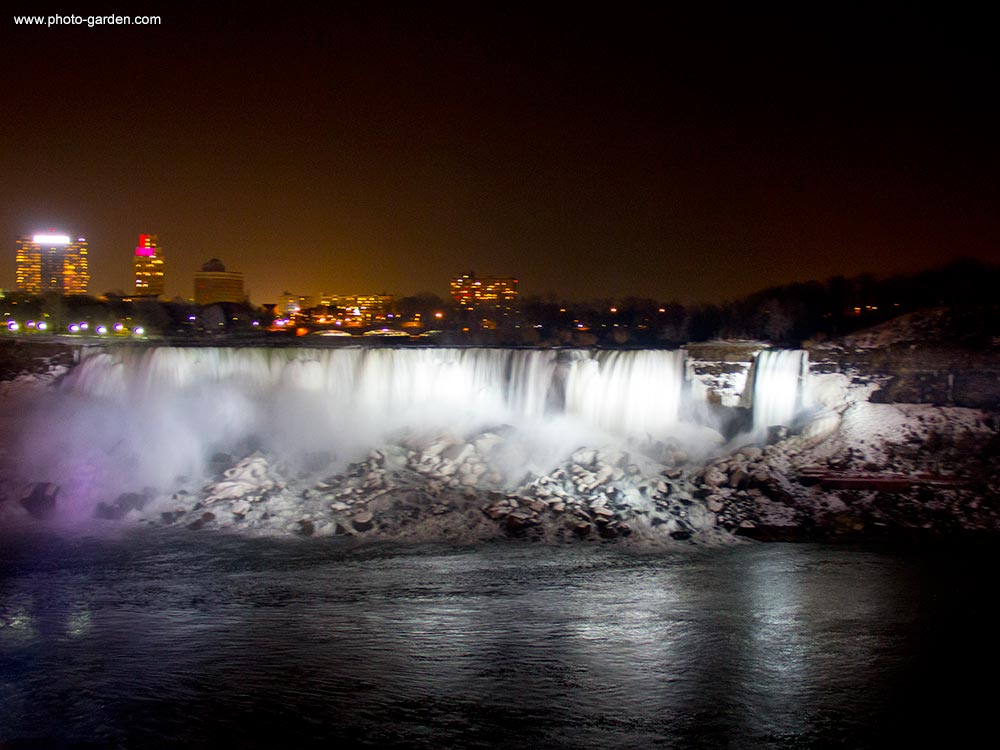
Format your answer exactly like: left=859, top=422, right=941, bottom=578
left=2, top=4, right=997, bottom=304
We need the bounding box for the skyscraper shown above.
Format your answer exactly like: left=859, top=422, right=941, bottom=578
left=133, top=233, right=165, bottom=297
left=15, top=233, right=90, bottom=295
left=194, top=258, right=246, bottom=305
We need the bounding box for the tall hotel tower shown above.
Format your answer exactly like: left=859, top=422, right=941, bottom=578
left=15, top=232, right=90, bottom=294
left=134, top=233, right=165, bottom=297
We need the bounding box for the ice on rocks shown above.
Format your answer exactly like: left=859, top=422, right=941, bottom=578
left=63, top=375, right=998, bottom=545
left=205, top=453, right=276, bottom=504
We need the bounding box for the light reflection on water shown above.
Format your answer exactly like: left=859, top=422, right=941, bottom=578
left=1, top=531, right=998, bottom=749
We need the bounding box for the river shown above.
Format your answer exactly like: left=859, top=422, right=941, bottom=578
left=2, top=532, right=996, bottom=749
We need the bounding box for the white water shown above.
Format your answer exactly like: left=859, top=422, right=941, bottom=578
left=751, top=349, right=809, bottom=434
left=563, top=349, right=685, bottom=437
left=4, top=345, right=809, bottom=520
left=6, top=347, right=692, bottom=516
left=63, top=346, right=686, bottom=434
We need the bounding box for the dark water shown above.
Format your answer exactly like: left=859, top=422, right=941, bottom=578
left=1, top=532, right=997, bottom=749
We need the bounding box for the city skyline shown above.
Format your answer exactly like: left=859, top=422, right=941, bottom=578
left=10, top=227, right=532, bottom=305
left=2, top=6, right=996, bottom=305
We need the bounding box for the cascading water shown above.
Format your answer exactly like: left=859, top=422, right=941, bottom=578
left=62, top=346, right=687, bottom=431
left=563, top=349, right=685, bottom=437
left=750, top=349, right=809, bottom=433
left=64, top=347, right=684, bottom=428
left=15, top=346, right=692, bottom=518
left=4, top=345, right=820, bottom=523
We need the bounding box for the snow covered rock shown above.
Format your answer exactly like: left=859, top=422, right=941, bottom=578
left=205, top=454, right=276, bottom=504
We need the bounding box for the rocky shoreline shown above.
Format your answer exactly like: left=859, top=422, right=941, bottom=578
left=79, top=431, right=731, bottom=545
left=2, top=319, right=998, bottom=545
left=8, top=398, right=996, bottom=546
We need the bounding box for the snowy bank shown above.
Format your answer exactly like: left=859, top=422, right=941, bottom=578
left=1, top=329, right=998, bottom=543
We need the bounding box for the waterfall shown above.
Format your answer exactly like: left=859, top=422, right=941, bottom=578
left=750, top=349, right=809, bottom=433
left=62, top=345, right=688, bottom=439
left=12, top=344, right=816, bottom=520
left=563, top=349, right=684, bottom=436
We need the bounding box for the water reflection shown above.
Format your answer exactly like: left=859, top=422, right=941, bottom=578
left=0, top=534, right=997, bottom=749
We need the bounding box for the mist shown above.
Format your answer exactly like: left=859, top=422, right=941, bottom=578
left=4, top=345, right=809, bottom=523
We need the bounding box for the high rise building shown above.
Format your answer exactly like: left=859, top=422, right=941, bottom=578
left=15, top=232, right=90, bottom=295
left=194, top=258, right=246, bottom=305
left=316, top=293, right=395, bottom=325
left=449, top=272, right=518, bottom=309
left=133, top=233, right=165, bottom=297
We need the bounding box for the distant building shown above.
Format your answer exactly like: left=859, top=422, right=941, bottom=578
left=449, top=272, right=518, bottom=309
left=133, top=233, right=165, bottom=297
left=194, top=258, right=245, bottom=305
left=15, top=232, right=90, bottom=295
left=315, top=293, right=396, bottom=326
left=278, top=291, right=315, bottom=318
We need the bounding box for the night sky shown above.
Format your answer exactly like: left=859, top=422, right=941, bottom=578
left=2, top=4, right=996, bottom=304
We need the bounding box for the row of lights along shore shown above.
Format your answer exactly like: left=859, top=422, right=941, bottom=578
left=5, top=318, right=144, bottom=336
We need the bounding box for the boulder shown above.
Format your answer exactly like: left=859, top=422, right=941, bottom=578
left=686, top=504, right=716, bottom=530
left=597, top=450, right=626, bottom=467
left=729, top=469, right=749, bottom=490
left=703, top=467, right=727, bottom=488
left=600, top=521, right=632, bottom=539
left=474, top=434, right=503, bottom=455
left=505, top=508, right=539, bottom=531
left=594, top=465, right=614, bottom=485
left=441, top=443, right=474, bottom=463
left=484, top=504, right=511, bottom=520
left=186, top=513, right=213, bottom=531
left=95, top=491, right=148, bottom=520
left=423, top=439, right=453, bottom=458
left=20, top=482, right=59, bottom=520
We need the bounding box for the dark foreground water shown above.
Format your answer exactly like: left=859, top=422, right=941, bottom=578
left=1, top=532, right=998, bottom=749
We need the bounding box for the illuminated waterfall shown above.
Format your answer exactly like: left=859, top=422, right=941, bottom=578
left=62, top=345, right=810, bottom=442
left=563, top=349, right=684, bottom=436
left=750, top=349, right=809, bottom=433
left=62, top=346, right=688, bottom=437
left=8, top=345, right=818, bottom=521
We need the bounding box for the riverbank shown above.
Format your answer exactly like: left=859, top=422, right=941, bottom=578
left=1, top=317, right=997, bottom=544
